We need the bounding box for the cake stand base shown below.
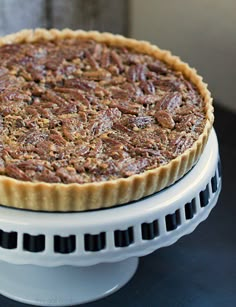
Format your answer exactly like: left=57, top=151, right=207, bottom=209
left=0, top=257, right=138, bottom=306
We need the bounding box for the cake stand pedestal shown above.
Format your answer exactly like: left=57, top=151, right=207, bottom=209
left=0, top=258, right=138, bottom=306
left=0, top=130, right=221, bottom=306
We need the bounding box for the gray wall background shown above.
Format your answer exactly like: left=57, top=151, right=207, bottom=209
left=130, top=0, right=236, bottom=112
left=0, top=0, right=128, bottom=36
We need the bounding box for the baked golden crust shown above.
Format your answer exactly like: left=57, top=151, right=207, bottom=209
left=0, top=29, right=213, bottom=211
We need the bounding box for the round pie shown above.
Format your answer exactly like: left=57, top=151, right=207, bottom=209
left=0, top=29, right=213, bottom=211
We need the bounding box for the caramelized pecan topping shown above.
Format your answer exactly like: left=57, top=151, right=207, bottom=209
left=0, top=38, right=206, bottom=183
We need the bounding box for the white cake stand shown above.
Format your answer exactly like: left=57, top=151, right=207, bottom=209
left=0, top=129, right=221, bottom=306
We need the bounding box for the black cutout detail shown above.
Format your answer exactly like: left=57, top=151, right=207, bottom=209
left=142, top=220, right=159, bottom=240
left=185, top=199, right=196, bottom=220
left=23, top=234, right=45, bottom=252
left=0, top=230, right=17, bottom=249
left=54, top=235, right=76, bottom=254
left=211, top=172, right=218, bottom=193
left=84, top=232, right=106, bottom=252
left=200, top=185, right=210, bottom=207
left=165, top=210, right=181, bottom=231
left=218, top=160, right=222, bottom=178
left=115, top=227, right=134, bottom=247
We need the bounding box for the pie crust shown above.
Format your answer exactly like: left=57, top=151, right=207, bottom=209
left=0, top=29, right=213, bottom=211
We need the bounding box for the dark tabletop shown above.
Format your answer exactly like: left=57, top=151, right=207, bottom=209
left=1, top=103, right=235, bottom=307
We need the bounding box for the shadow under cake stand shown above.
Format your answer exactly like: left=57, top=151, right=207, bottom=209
left=0, top=129, right=221, bottom=306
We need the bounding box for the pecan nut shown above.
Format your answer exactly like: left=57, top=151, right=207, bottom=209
left=155, top=110, right=175, bottom=129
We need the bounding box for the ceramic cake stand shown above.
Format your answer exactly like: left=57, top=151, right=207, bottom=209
left=0, top=129, right=221, bottom=306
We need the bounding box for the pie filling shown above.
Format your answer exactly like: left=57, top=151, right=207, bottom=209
left=0, top=38, right=206, bottom=184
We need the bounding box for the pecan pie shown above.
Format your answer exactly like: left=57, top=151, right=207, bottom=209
left=0, top=29, right=213, bottom=211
